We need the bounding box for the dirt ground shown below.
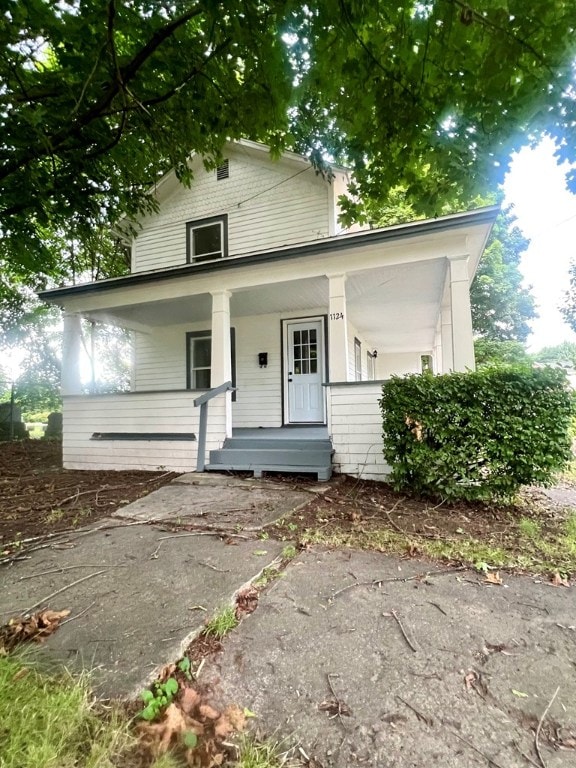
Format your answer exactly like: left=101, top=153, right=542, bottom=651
left=0, top=440, right=177, bottom=548
left=2, top=440, right=576, bottom=579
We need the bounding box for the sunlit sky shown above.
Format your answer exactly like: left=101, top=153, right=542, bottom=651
left=503, top=137, right=576, bottom=352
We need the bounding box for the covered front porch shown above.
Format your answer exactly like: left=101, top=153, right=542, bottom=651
left=45, top=208, right=494, bottom=478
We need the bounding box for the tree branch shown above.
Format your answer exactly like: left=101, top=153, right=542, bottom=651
left=0, top=3, right=206, bottom=183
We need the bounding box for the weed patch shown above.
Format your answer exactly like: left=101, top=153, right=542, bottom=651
left=0, top=652, right=137, bottom=768
left=204, top=605, right=238, bottom=640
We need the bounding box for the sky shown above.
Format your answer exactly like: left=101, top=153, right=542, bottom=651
left=503, top=137, right=576, bottom=352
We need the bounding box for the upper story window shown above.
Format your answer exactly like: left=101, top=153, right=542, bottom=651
left=186, top=214, right=228, bottom=263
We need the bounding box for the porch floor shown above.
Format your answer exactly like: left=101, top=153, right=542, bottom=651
left=232, top=426, right=329, bottom=440
left=207, top=426, right=333, bottom=480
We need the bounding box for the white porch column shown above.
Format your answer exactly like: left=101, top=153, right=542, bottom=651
left=448, top=254, right=475, bottom=372
left=62, top=312, right=82, bottom=395
left=440, top=306, right=454, bottom=373
left=327, top=273, right=349, bottom=381
left=210, top=290, right=232, bottom=437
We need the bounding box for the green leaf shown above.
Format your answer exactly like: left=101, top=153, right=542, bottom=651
left=183, top=731, right=198, bottom=748
left=164, top=678, right=179, bottom=696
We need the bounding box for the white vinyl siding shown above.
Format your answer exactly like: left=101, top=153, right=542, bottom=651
left=327, top=383, right=391, bottom=482
left=132, top=150, right=330, bottom=272
left=377, top=352, right=423, bottom=379
left=132, top=309, right=326, bottom=428
left=346, top=320, right=372, bottom=381
left=62, top=391, right=226, bottom=472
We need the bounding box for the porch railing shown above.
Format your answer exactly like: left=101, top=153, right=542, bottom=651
left=194, top=381, right=235, bottom=471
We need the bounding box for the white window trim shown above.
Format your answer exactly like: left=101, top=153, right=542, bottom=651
left=186, top=214, right=228, bottom=263
left=354, top=337, right=362, bottom=381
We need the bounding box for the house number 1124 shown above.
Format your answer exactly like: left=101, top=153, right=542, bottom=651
left=330, top=312, right=344, bottom=320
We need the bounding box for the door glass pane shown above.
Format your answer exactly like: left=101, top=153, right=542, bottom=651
left=310, top=329, right=317, bottom=343
left=302, top=359, right=309, bottom=374
left=302, top=329, right=309, bottom=344
left=294, top=330, right=301, bottom=344
left=294, top=361, right=301, bottom=374
left=310, top=359, right=317, bottom=374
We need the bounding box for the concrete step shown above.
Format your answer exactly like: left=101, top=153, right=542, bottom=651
left=205, top=462, right=332, bottom=481
left=209, top=448, right=332, bottom=467
left=223, top=437, right=333, bottom=451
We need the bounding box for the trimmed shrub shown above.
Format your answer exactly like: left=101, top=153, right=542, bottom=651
left=380, top=366, right=575, bottom=501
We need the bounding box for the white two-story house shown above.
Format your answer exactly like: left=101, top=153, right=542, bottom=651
left=40, top=140, right=497, bottom=481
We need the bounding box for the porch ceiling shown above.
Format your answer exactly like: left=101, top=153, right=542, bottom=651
left=84, top=258, right=447, bottom=353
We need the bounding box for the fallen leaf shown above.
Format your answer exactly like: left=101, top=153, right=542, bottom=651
left=551, top=573, right=570, bottom=587
left=512, top=689, right=529, bottom=698
left=464, top=670, right=479, bottom=691
left=485, top=572, right=503, bottom=585
left=0, top=608, right=71, bottom=650
left=318, top=698, right=352, bottom=717
left=180, top=687, right=201, bottom=715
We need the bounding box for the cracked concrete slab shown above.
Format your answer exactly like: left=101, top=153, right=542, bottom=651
left=113, top=473, right=316, bottom=530
left=0, top=521, right=284, bottom=698
left=200, top=548, right=576, bottom=768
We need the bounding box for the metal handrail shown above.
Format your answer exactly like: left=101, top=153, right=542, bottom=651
left=193, top=380, right=235, bottom=471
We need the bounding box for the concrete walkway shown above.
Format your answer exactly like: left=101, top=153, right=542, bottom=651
left=0, top=473, right=316, bottom=697
left=201, top=549, right=576, bottom=767
left=1, top=473, right=575, bottom=766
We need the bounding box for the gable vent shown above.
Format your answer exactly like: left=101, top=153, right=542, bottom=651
left=216, top=160, right=229, bottom=180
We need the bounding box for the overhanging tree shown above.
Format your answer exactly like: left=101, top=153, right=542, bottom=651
left=2, top=0, right=576, bottom=293
left=470, top=208, right=536, bottom=343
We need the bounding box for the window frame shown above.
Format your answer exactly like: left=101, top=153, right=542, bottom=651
left=186, top=214, right=228, bottom=263
left=186, top=328, right=236, bottom=400
left=367, top=350, right=376, bottom=381
left=354, top=337, right=362, bottom=381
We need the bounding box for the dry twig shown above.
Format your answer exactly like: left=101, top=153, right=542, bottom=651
left=329, top=566, right=468, bottom=600
left=535, top=686, right=560, bottom=768
left=389, top=609, right=418, bottom=652
left=60, top=601, right=97, bottom=625
left=447, top=728, right=507, bottom=768
left=21, top=570, right=106, bottom=615
left=396, top=695, right=433, bottom=727
left=19, top=564, right=126, bottom=581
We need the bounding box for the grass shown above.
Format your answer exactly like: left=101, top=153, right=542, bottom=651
left=0, top=651, right=137, bottom=768
left=0, top=650, right=293, bottom=768
left=203, top=605, right=238, bottom=640
left=234, top=734, right=298, bottom=768
left=298, top=509, right=576, bottom=576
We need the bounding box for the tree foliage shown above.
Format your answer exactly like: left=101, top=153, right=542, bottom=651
left=470, top=207, right=536, bottom=343
left=2, top=0, right=576, bottom=288
left=561, top=263, right=576, bottom=336
left=474, top=339, right=531, bottom=368
left=532, top=341, right=576, bottom=369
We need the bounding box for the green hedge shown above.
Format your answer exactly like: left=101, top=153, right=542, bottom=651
left=380, top=367, right=575, bottom=501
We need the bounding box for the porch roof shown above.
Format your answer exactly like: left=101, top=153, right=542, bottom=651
left=40, top=205, right=498, bottom=302
left=40, top=206, right=497, bottom=355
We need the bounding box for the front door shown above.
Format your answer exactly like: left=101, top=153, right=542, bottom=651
left=284, top=319, right=325, bottom=423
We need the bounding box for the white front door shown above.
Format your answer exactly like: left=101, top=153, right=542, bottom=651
left=284, top=319, right=325, bottom=423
